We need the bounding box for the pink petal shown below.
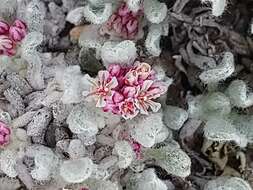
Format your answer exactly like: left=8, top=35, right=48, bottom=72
left=123, top=86, right=137, bottom=98
left=13, top=19, right=27, bottom=30
left=146, top=100, right=161, bottom=112
left=106, top=77, right=118, bottom=89
left=96, top=96, right=106, bottom=108
left=9, top=26, right=26, bottom=42
left=0, top=35, right=13, bottom=50
left=98, top=71, right=110, bottom=86
left=112, top=91, right=124, bottom=103
left=118, top=4, right=130, bottom=16
left=0, top=21, right=9, bottom=34
left=141, top=80, right=153, bottom=92
left=126, top=19, right=138, bottom=33
left=0, top=134, right=4, bottom=144
left=108, top=64, right=121, bottom=76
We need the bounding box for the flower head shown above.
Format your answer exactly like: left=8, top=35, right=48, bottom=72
left=83, top=61, right=168, bottom=119
left=0, top=121, right=11, bottom=147
left=100, top=3, right=143, bottom=39
left=0, top=19, right=27, bottom=57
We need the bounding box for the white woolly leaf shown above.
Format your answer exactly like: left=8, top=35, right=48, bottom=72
left=126, top=0, right=142, bottom=13
left=83, top=3, right=112, bottom=24
left=136, top=169, right=167, bottom=190
left=204, top=118, right=246, bottom=147
left=26, top=145, right=59, bottom=181
left=67, top=104, right=105, bottom=135
left=146, top=145, right=191, bottom=177
left=226, top=80, right=253, bottom=108
left=86, top=179, right=120, bottom=190
left=199, top=52, right=235, bottom=84
left=60, top=157, right=94, bottom=183
left=113, top=141, right=134, bottom=169
left=211, top=0, right=227, bottom=17
left=25, top=0, right=46, bottom=33
left=204, top=177, right=251, bottom=190
left=144, top=0, right=168, bottom=24
left=0, top=150, right=18, bottom=177
left=101, top=40, right=137, bottom=68
left=145, top=24, right=163, bottom=56
left=163, top=106, right=188, bottom=130
left=130, top=113, right=167, bottom=148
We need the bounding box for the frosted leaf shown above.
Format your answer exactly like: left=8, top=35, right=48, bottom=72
left=199, top=52, right=235, bottom=84
left=126, top=0, right=143, bottom=13
left=66, top=7, right=84, bottom=25
left=130, top=113, right=167, bottom=148
left=0, top=177, right=21, bottom=190
left=90, top=164, right=109, bottom=180
left=204, top=177, right=251, bottom=190
left=163, top=106, right=188, bottom=130
left=188, top=93, right=231, bottom=120
left=145, top=24, right=163, bottom=56
left=146, top=146, right=191, bottom=178
left=101, top=40, right=137, bottom=68
left=56, top=65, right=86, bottom=104
left=26, top=145, right=59, bottom=181
left=204, top=118, right=246, bottom=146
left=67, top=104, right=105, bottom=135
left=21, top=32, right=44, bottom=90
left=0, top=111, right=11, bottom=124
left=86, top=179, right=120, bottom=190
left=83, top=3, right=112, bottom=24
left=68, top=139, right=86, bottom=159
left=226, top=80, right=253, bottom=108
left=113, top=141, right=134, bottom=169
left=0, top=149, right=18, bottom=177
left=60, top=157, right=94, bottom=183
left=144, top=0, right=167, bottom=24
left=78, top=133, right=97, bottom=146
left=155, top=125, right=172, bottom=144
left=25, top=0, right=46, bottom=33
left=136, top=169, right=167, bottom=190
left=202, top=0, right=227, bottom=17
left=0, top=0, right=17, bottom=22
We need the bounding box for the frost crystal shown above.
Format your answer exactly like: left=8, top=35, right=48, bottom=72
left=113, top=140, right=134, bottom=168
left=101, top=40, right=137, bottom=67
left=199, top=52, right=235, bottom=84
left=60, top=157, right=94, bottom=183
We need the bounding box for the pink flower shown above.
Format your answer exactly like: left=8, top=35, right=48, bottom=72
left=119, top=98, right=139, bottom=119
left=13, top=19, right=27, bottom=30
left=135, top=80, right=166, bottom=115
left=0, top=21, right=9, bottom=35
left=0, top=121, right=11, bottom=146
left=131, top=140, right=142, bottom=159
left=85, top=71, right=118, bottom=107
left=9, top=19, right=27, bottom=42
left=0, top=35, right=15, bottom=56
left=100, top=3, right=142, bottom=39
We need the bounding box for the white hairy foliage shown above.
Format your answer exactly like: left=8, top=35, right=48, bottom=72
left=0, top=149, right=18, bottom=177
left=126, top=0, right=142, bottom=13
left=204, top=118, right=247, bottom=147
left=60, top=157, right=94, bottom=183
left=86, top=179, right=120, bottom=190
left=130, top=113, right=169, bottom=148
left=226, top=80, right=253, bottom=108
left=67, top=104, right=105, bottom=135
left=144, top=0, right=168, bottom=24
left=25, top=0, right=46, bottom=33
left=204, top=177, right=251, bottom=190
left=101, top=40, right=137, bottom=68
left=163, top=106, right=188, bottom=130
left=0, top=177, right=20, bottom=190
left=199, top=52, right=235, bottom=84
left=135, top=169, right=167, bottom=190
left=145, top=24, right=163, bottom=56
left=146, top=145, right=191, bottom=177
left=188, top=92, right=231, bottom=120
left=83, top=2, right=112, bottom=24
left=113, top=141, right=134, bottom=169
left=26, top=145, right=59, bottom=181
left=56, top=65, right=85, bottom=104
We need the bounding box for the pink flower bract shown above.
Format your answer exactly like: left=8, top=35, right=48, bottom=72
left=0, top=121, right=11, bottom=147
left=84, top=62, right=168, bottom=119
left=100, top=3, right=143, bottom=39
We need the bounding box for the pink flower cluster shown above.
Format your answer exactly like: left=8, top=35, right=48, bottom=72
left=84, top=62, right=168, bottom=120
left=100, top=3, right=143, bottom=39
left=0, top=19, right=27, bottom=56
left=0, top=121, right=11, bottom=147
